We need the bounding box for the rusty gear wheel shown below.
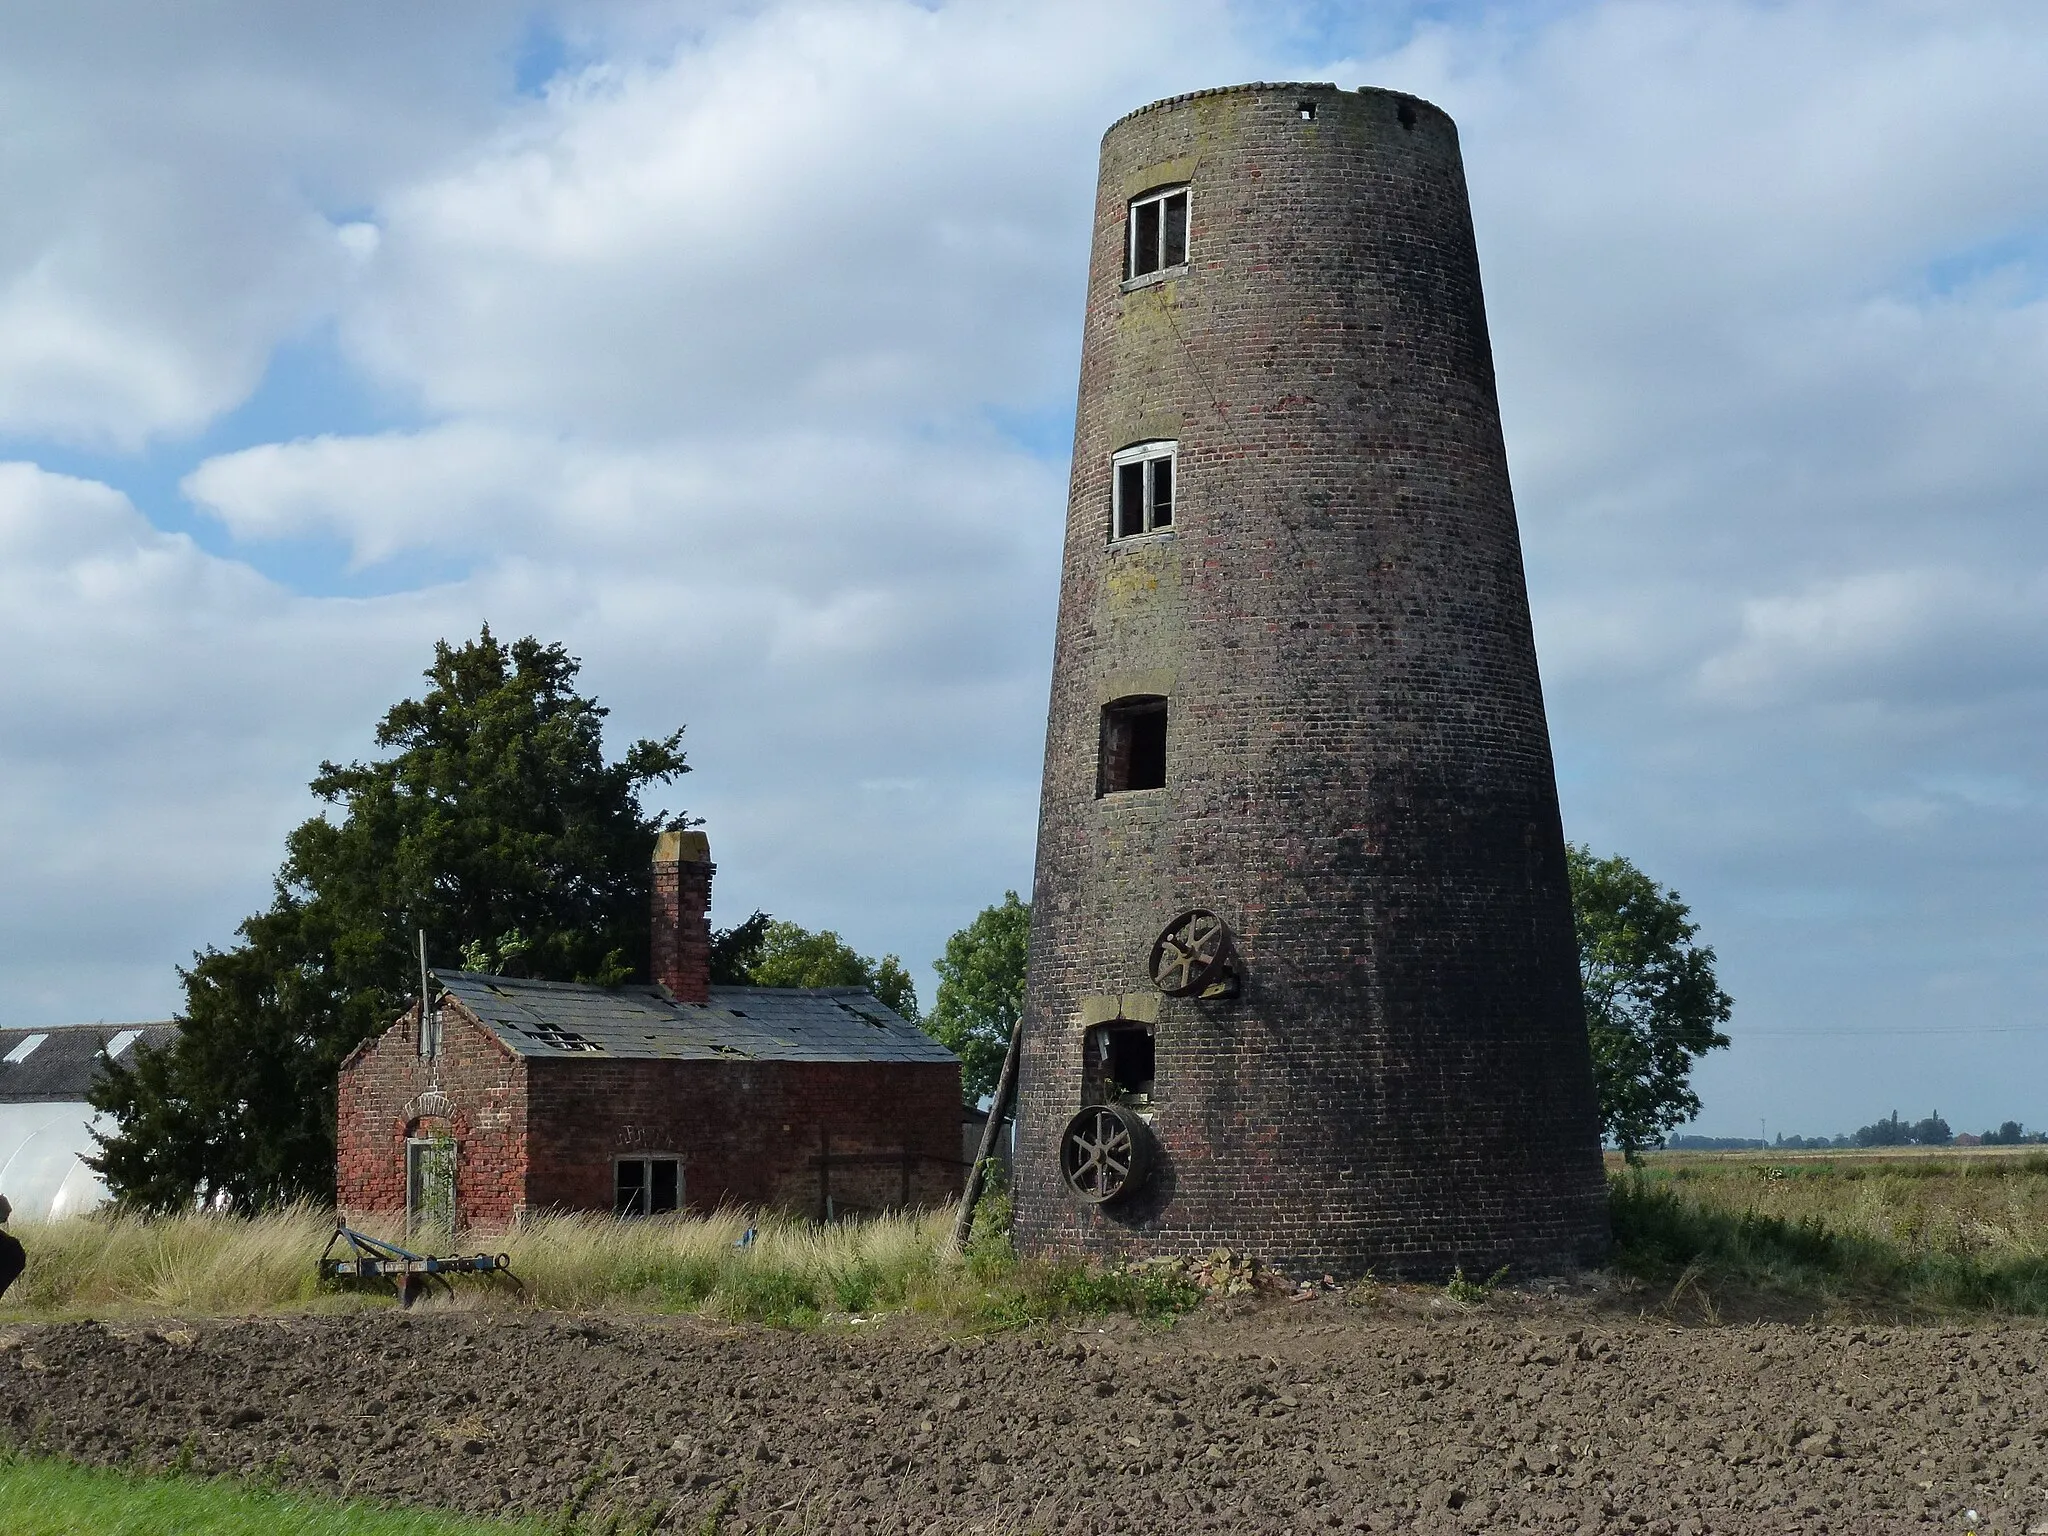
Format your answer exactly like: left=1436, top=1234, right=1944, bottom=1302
left=1148, top=909, right=1237, bottom=997
left=1059, top=1103, right=1153, bottom=1204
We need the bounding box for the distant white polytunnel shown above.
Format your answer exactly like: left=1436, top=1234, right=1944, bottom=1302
left=0, top=1103, right=117, bottom=1221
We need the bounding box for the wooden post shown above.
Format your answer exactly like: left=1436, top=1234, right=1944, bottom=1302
left=952, top=1019, right=1024, bottom=1252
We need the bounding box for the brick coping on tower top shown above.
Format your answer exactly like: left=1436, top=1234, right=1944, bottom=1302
left=1102, top=81, right=1448, bottom=136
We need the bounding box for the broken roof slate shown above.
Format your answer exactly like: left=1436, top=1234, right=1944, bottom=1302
left=0, top=1023, right=179, bottom=1103
left=433, top=970, right=956, bottom=1065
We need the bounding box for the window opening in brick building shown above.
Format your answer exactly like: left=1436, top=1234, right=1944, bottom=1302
left=1099, top=695, right=1168, bottom=795
left=1127, top=185, right=1189, bottom=279
left=616, top=1156, right=683, bottom=1216
left=1111, top=440, right=1175, bottom=539
left=1083, top=1022, right=1156, bottom=1110
left=405, top=1133, right=456, bottom=1237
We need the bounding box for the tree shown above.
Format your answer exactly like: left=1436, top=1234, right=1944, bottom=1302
left=708, top=911, right=773, bottom=985
left=1569, top=844, right=1733, bottom=1160
left=90, top=628, right=690, bottom=1210
left=1910, top=1112, right=1953, bottom=1147
left=744, top=920, right=919, bottom=1022
left=926, top=892, right=1031, bottom=1103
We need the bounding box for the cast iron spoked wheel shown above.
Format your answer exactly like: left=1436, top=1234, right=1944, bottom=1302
left=1148, top=909, right=1236, bottom=997
left=1060, top=1103, right=1153, bottom=1205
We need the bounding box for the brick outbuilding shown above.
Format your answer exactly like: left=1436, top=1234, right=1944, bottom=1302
left=336, top=833, right=961, bottom=1230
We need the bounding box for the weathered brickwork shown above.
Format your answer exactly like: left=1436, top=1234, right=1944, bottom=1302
left=336, top=1003, right=529, bottom=1228
left=337, top=1002, right=961, bottom=1229
left=650, top=831, right=713, bottom=1005
left=1012, top=83, right=1610, bottom=1278
left=524, top=1060, right=962, bottom=1219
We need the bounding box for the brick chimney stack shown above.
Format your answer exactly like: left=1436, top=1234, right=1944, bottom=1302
left=650, top=829, right=714, bottom=1005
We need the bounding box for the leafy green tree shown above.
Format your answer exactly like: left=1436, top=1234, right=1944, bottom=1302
left=1569, top=844, right=1733, bottom=1160
left=745, top=921, right=919, bottom=1022
left=708, top=911, right=773, bottom=984
left=927, top=892, right=1031, bottom=1103
left=90, top=628, right=689, bottom=1211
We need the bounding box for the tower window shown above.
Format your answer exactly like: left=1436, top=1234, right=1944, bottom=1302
left=1083, top=1022, right=1156, bottom=1108
left=1126, top=185, right=1189, bottom=279
left=1099, top=695, right=1168, bottom=795
left=1111, top=441, right=1175, bottom=540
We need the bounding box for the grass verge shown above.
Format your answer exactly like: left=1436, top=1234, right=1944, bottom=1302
left=0, top=1453, right=543, bottom=1536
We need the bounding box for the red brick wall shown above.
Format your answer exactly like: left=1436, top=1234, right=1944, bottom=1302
left=338, top=997, right=963, bottom=1227
left=525, top=1057, right=963, bottom=1218
left=335, top=1000, right=529, bottom=1229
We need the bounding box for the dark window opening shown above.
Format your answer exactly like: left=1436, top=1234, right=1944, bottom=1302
left=1110, top=441, right=1176, bottom=540
left=1163, top=193, right=1187, bottom=267
left=1298, top=101, right=1317, bottom=120
left=616, top=1156, right=683, bottom=1216
left=1127, top=186, right=1189, bottom=279
left=1084, top=1023, right=1156, bottom=1108
left=1099, top=696, right=1168, bottom=795
left=1397, top=100, right=1417, bottom=130
left=1117, top=460, right=1145, bottom=538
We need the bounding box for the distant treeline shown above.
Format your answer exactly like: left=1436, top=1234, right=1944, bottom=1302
left=1670, top=1113, right=2044, bottom=1152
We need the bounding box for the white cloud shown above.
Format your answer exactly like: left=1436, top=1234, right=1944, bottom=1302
left=0, top=462, right=438, bottom=1019
left=0, top=5, right=536, bottom=445
left=1696, top=567, right=2048, bottom=708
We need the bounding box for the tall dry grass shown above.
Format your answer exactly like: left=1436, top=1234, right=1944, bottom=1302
left=0, top=1203, right=960, bottom=1324
left=1612, top=1150, right=2048, bottom=1315
left=1, top=1203, right=337, bottom=1316
left=0, top=1186, right=1199, bottom=1328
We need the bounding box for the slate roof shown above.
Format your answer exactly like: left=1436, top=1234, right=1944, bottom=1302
left=434, top=970, right=956, bottom=1065
left=0, top=1023, right=178, bottom=1103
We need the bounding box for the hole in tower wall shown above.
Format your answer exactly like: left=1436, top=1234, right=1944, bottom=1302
left=1098, top=696, right=1167, bottom=795
left=1297, top=101, right=1316, bottom=120
left=1083, top=1022, right=1155, bottom=1109
left=1397, top=100, right=1417, bottom=130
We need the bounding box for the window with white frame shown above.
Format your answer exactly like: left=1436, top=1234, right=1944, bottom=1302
left=1126, top=185, right=1188, bottom=280
left=1112, top=441, right=1176, bottom=540
left=615, top=1156, right=683, bottom=1216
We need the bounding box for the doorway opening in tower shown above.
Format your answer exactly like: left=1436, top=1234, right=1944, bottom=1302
left=1083, top=1022, right=1155, bottom=1112
left=1098, top=695, right=1167, bottom=794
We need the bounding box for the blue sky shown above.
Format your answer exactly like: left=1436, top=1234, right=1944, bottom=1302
left=2, top=0, right=2046, bottom=1140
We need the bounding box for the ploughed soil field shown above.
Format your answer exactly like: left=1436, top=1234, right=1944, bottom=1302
left=4, top=1299, right=2046, bottom=1535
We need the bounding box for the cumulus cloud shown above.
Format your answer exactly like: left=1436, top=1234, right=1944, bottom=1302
left=0, top=4, right=537, bottom=446
left=0, top=462, right=437, bottom=1019
left=1697, top=568, right=2048, bottom=709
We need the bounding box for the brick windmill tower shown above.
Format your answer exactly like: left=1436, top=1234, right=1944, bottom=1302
left=1010, top=83, right=1609, bottom=1277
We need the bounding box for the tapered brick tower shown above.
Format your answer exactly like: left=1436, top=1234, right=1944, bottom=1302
left=1011, top=83, right=1609, bottom=1278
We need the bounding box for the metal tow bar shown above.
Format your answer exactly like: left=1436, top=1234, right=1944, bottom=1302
left=318, top=1224, right=518, bottom=1308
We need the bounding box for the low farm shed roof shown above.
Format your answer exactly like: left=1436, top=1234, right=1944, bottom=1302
left=434, top=970, right=956, bottom=1066
left=0, top=1023, right=178, bottom=1103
